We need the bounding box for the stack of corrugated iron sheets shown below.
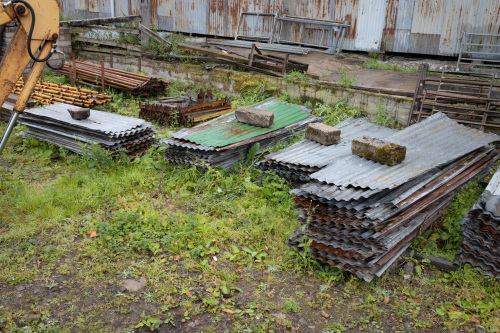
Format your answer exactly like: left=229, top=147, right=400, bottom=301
left=162, top=99, right=320, bottom=170
left=286, top=113, right=499, bottom=282
left=257, top=118, right=397, bottom=182
left=18, top=103, right=157, bottom=157
left=458, top=170, right=500, bottom=276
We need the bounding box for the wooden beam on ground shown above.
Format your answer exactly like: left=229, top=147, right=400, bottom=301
left=177, top=43, right=250, bottom=64
left=192, top=108, right=235, bottom=123
left=81, top=26, right=140, bottom=35
left=216, top=58, right=283, bottom=77
left=404, top=249, right=458, bottom=272
left=74, top=45, right=144, bottom=58
left=73, top=36, right=145, bottom=53
left=138, top=24, right=172, bottom=48
left=61, top=15, right=141, bottom=27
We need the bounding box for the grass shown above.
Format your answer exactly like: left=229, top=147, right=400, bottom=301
left=363, top=59, right=418, bottom=72
left=0, top=77, right=499, bottom=332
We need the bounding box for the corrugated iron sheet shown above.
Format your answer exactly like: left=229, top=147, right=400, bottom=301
left=458, top=181, right=500, bottom=276
left=263, top=118, right=397, bottom=169
left=485, top=170, right=500, bottom=197
left=180, top=99, right=310, bottom=148
left=162, top=98, right=320, bottom=169
left=312, top=113, right=499, bottom=190
left=59, top=0, right=500, bottom=57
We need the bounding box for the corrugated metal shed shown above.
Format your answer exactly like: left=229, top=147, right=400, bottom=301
left=60, top=0, right=500, bottom=56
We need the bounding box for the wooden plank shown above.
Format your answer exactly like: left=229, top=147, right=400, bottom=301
left=177, top=43, right=250, bottom=64
left=193, top=109, right=235, bottom=122
left=138, top=24, right=172, bottom=48
left=61, top=15, right=141, bottom=27
left=216, top=58, right=283, bottom=77
left=74, top=44, right=143, bottom=58
left=81, top=26, right=140, bottom=34
left=404, top=249, right=458, bottom=272
left=73, top=36, right=145, bottom=53
left=177, top=43, right=286, bottom=74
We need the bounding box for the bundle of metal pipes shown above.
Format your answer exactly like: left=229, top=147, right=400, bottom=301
left=284, top=113, right=499, bottom=282
left=57, top=61, right=170, bottom=96
left=13, top=79, right=112, bottom=107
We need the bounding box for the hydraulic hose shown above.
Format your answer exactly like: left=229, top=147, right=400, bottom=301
left=6, top=0, right=65, bottom=69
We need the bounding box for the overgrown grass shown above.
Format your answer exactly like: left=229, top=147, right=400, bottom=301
left=412, top=176, right=491, bottom=261
left=363, top=59, right=418, bottom=72
left=1, top=77, right=499, bottom=332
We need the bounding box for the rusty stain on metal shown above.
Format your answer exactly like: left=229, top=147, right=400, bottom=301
left=60, top=0, right=500, bottom=57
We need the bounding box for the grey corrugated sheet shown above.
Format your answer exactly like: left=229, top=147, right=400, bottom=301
left=312, top=113, right=500, bottom=190
left=485, top=169, right=500, bottom=197
left=263, top=118, right=397, bottom=169
left=21, top=103, right=149, bottom=137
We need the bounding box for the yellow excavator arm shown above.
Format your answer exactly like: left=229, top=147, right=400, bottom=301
left=0, top=0, right=61, bottom=155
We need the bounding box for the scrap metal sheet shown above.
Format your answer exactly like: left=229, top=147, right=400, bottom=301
left=312, top=113, right=499, bottom=190
left=262, top=117, right=397, bottom=169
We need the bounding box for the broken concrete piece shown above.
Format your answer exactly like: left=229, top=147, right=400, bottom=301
left=306, top=123, right=341, bottom=146
left=121, top=277, right=146, bottom=292
left=67, top=107, right=90, bottom=120
left=235, top=106, right=274, bottom=128
left=352, top=136, right=406, bottom=166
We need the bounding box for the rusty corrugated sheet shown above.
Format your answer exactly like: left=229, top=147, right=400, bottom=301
left=354, top=0, right=387, bottom=51
left=391, top=0, right=414, bottom=53
left=333, top=0, right=359, bottom=51
left=59, top=0, right=500, bottom=57
left=174, top=0, right=209, bottom=35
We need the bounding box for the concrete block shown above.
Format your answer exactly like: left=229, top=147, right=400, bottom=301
left=306, top=123, right=341, bottom=145
left=235, top=106, right=274, bottom=128
left=352, top=136, right=406, bottom=166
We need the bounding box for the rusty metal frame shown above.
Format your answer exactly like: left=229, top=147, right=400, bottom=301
left=234, top=12, right=278, bottom=43
left=407, top=65, right=500, bottom=131
left=273, top=15, right=350, bottom=54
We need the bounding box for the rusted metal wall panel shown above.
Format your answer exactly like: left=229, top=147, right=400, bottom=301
left=439, top=0, right=474, bottom=55
left=208, top=0, right=227, bottom=36
left=391, top=0, right=414, bottom=53
left=283, top=0, right=334, bottom=47
left=88, top=0, right=98, bottom=13
left=58, top=0, right=500, bottom=57
left=354, top=0, right=387, bottom=51
left=99, top=0, right=111, bottom=15
left=468, top=0, right=500, bottom=58
left=174, top=0, right=209, bottom=35
left=152, top=0, right=174, bottom=30
left=333, top=0, right=359, bottom=51
left=129, top=0, right=140, bottom=15
left=407, top=0, right=444, bottom=55
left=114, top=1, right=129, bottom=16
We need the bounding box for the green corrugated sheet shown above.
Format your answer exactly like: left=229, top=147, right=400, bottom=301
left=183, top=99, right=310, bottom=148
